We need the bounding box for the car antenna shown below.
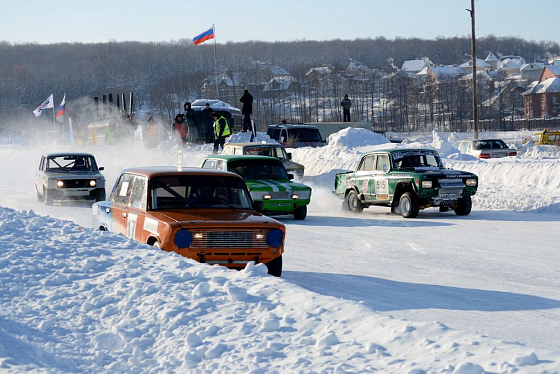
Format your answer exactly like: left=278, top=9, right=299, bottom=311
left=177, top=149, right=183, bottom=171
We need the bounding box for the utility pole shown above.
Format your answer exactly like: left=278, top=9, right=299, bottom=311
left=467, top=0, right=479, bottom=139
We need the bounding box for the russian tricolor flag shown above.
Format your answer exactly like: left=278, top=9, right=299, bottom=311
left=192, top=26, right=214, bottom=45
left=55, top=94, right=66, bottom=122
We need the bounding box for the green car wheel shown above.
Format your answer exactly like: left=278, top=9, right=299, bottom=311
left=454, top=195, right=472, bottom=216
left=293, top=205, right=307, bottom=220
left=346, top=190, right=363, bottom=213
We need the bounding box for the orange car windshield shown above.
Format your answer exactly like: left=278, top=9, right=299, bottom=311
left=149, top=175, right=253, bottom=210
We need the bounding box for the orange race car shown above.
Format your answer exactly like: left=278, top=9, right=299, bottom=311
left=92, top=166, right=285, bottom=276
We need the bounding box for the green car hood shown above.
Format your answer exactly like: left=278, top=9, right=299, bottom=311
left=245, top=179, right=311, bottom=192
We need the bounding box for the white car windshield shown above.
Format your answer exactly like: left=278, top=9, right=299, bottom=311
left=473, top=140, right=508, bottom=150
left=47, top=155, right=96, bottom=172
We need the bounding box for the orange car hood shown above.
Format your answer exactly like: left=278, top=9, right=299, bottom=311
left=152, top=210, right=282, bottom=228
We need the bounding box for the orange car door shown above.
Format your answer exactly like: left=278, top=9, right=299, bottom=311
left=109, top=173, right=135, bottom=236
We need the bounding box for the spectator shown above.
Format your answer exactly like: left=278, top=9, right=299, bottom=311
left=183, top=102, right=198, bottom=142
left=341, top=94, right=352, bottom=122
left=211, top=112, right=231, bottom=154
left=173, top=113, right=187, bottom=148
left=239, top=89, right=253, bottom=132
left=202, top=103, right=214, bottom=139
left=202, top=102, right=213, bottom=118
left=144, top=116, right=164, bottom=148
left=105, top=124, right=116, bottom=145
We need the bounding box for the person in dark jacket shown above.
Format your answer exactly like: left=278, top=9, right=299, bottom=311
left=183, top=102, right=198, bottom=142
left=211, top=112, right=231, bottom=154
left=341, top=94, right=352, bottom=122
left=202, top=103, right=213, bottom=118
left=201, top=103, right=214, bottom=141
left=173, top=113, right=187, bottom=148
left=239, top=89, right=253, bottom=132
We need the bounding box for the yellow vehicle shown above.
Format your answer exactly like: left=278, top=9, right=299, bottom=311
left=530, top=129, right=560, bottom=145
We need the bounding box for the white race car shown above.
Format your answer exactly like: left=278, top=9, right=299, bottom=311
left=36, top=152, right=106, bottom=205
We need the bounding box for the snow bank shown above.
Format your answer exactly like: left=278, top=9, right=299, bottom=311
left=518, top=142, right=560, bottom=159
left=1, top=206, right=559, bottom=373
left=326, top=127, right=390, bottom=148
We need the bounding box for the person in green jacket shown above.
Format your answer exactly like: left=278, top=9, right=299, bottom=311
left=211, top=112, right=231, bottom=154
left=105, top=124, right=116, bottom=145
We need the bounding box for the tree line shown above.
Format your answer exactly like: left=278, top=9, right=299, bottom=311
left=1, top=36, right=559, bottom=132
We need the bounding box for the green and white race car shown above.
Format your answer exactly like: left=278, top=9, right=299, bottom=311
left=201, top=155, right=311, bottom=220
left=334, top=148, right=478, bottom=218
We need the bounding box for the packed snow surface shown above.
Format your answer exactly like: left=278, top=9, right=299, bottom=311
left=1, top=129, right=560, bottom=373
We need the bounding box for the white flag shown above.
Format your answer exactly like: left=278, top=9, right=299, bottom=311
left=33, top=94, right=54, bottom=117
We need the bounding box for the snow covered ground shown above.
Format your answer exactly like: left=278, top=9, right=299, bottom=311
left=1, top=129, right=560, bottom=373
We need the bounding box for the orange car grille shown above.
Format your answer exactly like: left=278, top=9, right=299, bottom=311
left=189, top=230, right=269, bottom=249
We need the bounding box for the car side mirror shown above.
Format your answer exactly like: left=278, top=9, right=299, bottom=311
left=287, top=173, right=294, bottom=180
left=99, top=167, right=104, bottom=171
left=253, top=201, right=264, bottom=212
left=287, top=152, right=292, bottom=160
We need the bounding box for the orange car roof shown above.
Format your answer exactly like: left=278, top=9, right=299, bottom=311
left=120, top=166, right=242, bottom=179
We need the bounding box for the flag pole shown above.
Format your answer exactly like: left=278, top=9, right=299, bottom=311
left=53, top=97, right=56, bottom=137
left=213, top=24, right=219, bottom=100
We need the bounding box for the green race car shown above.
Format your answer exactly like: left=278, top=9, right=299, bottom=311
left=334, top=148, right=478, bottom=218
left=201, top=155, right=311, bottom=220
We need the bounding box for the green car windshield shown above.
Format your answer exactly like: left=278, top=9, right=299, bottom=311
left=228, top=159, right=288, bottom=180
left=150, top=175, right=253, bottom=210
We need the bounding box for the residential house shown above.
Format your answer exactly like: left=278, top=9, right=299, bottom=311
left=485, top=52, right=499, bottom=70
left=523, top=65, right=560, bottom=118
left=401, top=59, right=432, bottom=76
left=520, top=63, right=545, bottom=84
left=262, top=76, right=301, bottom=97
left=497, top=55, right=526, bottom=76
left=547, top=56, right=560, bottom=65
left=345, top=59, right=377, bottom=80
left=523, top=77, right=560, bottom=118
left=306, top=66, right=336, bottom=83
left=251, top=61, right=291, bottom=91
left=417, top=65, right=462, bottom=85
left=202, top=69, right=248, bottom=103
left=460, top=59, right=492, bottom=74
left=539, top=65, right=560, bottom=82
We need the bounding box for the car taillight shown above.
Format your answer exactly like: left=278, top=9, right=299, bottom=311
left=479, top=153, right=491, bottom=159
left=508, top=151, right=517, bottom=156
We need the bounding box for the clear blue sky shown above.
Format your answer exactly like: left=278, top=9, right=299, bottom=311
left=1, top=0, right=559, bottom=44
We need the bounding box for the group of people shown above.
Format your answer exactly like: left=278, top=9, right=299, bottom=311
left=172, top=101, right=232, bottom=154
left=172, top=102, right=210, bottom=148
left=172, top=89, right=255, bottom=154
left=169, top=91, right=351, bottom=152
